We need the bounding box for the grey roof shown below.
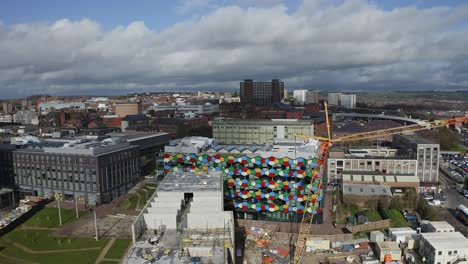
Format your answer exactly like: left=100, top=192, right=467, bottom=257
left=158, top=171, right=222, bottom=193
left=335, top=121, right=367, bottom=133
left=342, top=183, right=392, bottom=196
left=394, top=134, right=437, bottom=145
left=122, top=114, right=149, bottom=121
left=111, top=131, right=169, bottom=140
left=366, top=120, right=402, bottom=130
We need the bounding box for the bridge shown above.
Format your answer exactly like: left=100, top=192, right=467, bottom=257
left=333, top=112, right=428, bottom=126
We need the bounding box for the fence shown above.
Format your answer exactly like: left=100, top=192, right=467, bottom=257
left=345, top=219, right=390, bottom=233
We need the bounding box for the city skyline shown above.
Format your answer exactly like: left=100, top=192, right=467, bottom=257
left=0, top=0, right=468, bottom=98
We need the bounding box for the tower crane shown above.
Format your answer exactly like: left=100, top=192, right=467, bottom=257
left=292, top=103, right=467, bottom=264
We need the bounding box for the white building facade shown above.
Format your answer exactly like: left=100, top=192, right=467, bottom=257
left=293, top=90, right=319, bottom=104
left=419, top=232, right=468, bottom=264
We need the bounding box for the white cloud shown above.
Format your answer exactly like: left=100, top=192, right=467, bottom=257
left=0, top=0, right=468, bottom=97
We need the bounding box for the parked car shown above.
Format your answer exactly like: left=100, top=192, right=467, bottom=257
left=429, top=199, right=441, bottom=207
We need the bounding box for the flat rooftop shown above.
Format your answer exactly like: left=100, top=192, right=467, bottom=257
left=421, top=232, right=468, bottom=249
left=158, top=171, right=222, bottom=193
left=396, top=134, right=437, bottom=145
left=343, top=183, right=392, bottom=196
left=377, top=241, right=400, bottom=251
left=426, top=221, right=455, bottom=230
left=13, top=136, right=134, bottom=155
left=112, top=131, right=167, bottom=139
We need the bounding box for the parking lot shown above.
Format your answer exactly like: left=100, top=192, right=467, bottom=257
left=442, top=153, right=468, bottom=182
left=438, top=168, right=468, bottom=236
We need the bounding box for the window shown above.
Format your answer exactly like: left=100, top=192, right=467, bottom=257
left=454, top=250, right=457, bottom=254
left=438, top=251, right=442, bottom=255
left=448, top=251, right=452, bottom=255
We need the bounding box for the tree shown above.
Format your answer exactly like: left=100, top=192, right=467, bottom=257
left=402, top=189, right=418, bottom=209
left=417, top=196, right=440, bottom=221
left=436, top=127, right=459, bottom=150
left=389, top=197, right=402, bottom=211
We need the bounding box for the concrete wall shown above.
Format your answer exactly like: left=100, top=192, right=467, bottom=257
left=187, top=212, right=231, bottom=229
left=144, top=213, right=177, bottom=229
left=147, top=207, right=179, bottom=214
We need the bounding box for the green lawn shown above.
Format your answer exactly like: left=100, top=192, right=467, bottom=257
left=0, top=234, right=103, bottom=264
left=104, top=239, right=131, bottom=259
left=449, top=144, right=466, bottom=152
left=3, top=229, right=109, bottom=251
left=117, top=194, right=139, bottom=210
left=117, top=184, right=157, bottom=210
left=365, top=210, right=383, bottom=222
left=347, top=204, right=359, bottom=216
left=24, top=208, right=90, bottom=228
left=0, top=207, right=129, bottom=264
left=382, top=209, right=408, bottom=228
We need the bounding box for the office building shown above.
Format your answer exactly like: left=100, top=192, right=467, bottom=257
left=13, top=110, right=39, bottom=125
left=0, top=144, right=15, bottom=188
left=327, top=93, right=356, bottom=109
left=0, top=114, right=13, bottom=123
left=327, top=148, right=418, bottom=184
left=2, top=102, right=13, bottom=114
left=12, top=136, right=140, bottom=205
left=328, top=93, right=341, bottom=106
left=240, top=79, right=284, bottom=106
left=152, top=102, right=219, bottom=115
left=115, top=102, right=142, bottom=118
left=419, top=232, right=468, bottom=264
left=163, top=137, right=323, bottom=223
left=22, top=99, right=32, bottom=110
left=339, top=94, right=356, bottom=109
left=120, top=114, right=150, bottom=132
left=212, top=118, right=315, bottom=145
left=0, top=144, right=15, bottom=209
left=393, top=134, right=439, bottom=183
left=293, top=90, right=320, bottom=104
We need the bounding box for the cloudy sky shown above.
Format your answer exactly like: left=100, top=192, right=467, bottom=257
left=0, top=0, right=467, bottom=98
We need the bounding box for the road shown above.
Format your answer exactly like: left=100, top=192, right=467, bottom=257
left=438, top=169, right=468, bottom=236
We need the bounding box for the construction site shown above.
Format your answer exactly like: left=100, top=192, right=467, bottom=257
left=126, top=171, right=235, bottom=263
left=121, top=109, right=468, bottom=264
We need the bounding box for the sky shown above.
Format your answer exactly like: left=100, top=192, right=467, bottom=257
left=0, top=0, right=468, bottom=98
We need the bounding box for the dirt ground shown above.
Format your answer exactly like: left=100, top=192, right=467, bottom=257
left=53, top=213, right=135, bottom=238
left=47, top=180, right=154, bottom=238
left=239, top=189, right=352, bottom=264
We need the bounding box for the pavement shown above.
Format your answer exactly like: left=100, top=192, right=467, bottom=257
left=437, top=169, right=468, bottom=236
